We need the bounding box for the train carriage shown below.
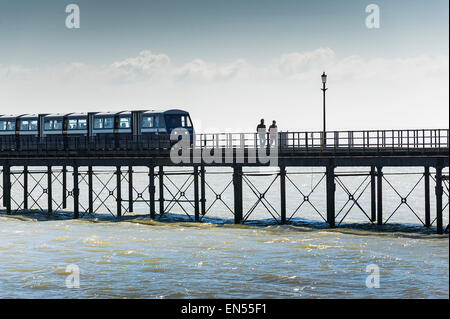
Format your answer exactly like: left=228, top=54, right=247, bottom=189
left=0, top=108, right=194, bottom=151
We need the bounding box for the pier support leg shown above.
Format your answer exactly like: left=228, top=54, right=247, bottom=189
left=23, top=166, right=28, bottom=211
left=280, top=166, right=286, bottom=224
left=88, top=166, right=93, bottom=214
left=424, top=166, right=431, bottom=227
left=128, top=166, right=133, bottom=213
left=47, top=166, right=53, bottom=213
left=149, top=166, right=155, bottom=219
left=233, top=166, right=243, bottom=224
left=73, top=166, right=79, bottom=219
left=200, top=166, right=206, bottom=216
left=159, top=166, right=164, bottom=216
left=3, top=165, right=11, bottom=214
left=194, top=166, right=200, bottom=221
left=435, top=166, right=443, bottom=234
left=377, top=166, right=383, bottom=226
left=116, top=166, right=122, bottom=218
left=326, top=165, right=336, bottom=228
left=62, top=166, right=67, bottom=209
left=370, top=166, right=376, bottom=222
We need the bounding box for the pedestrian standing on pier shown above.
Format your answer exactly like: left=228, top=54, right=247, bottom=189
left=269, top=120, right=278, bottom=147
left=257, top=119, right=266, bottom=147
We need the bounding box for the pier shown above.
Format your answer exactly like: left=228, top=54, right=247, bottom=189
left=1, top=129, right=448, bottom=234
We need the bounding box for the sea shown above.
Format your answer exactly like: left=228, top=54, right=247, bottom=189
left=0, top=166, right=448, bottom=298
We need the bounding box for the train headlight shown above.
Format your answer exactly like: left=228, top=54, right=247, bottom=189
left=174, top=131, right=177, bottom=135
left=185, top=131, right=189, bottom=135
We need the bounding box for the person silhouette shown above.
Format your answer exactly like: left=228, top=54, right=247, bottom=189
left=257, top=119, right=266, bottom=147
left=269, top=120, right=278, bottom=147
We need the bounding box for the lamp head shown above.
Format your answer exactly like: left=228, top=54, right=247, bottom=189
left=321, top=72, right=327, bottom=84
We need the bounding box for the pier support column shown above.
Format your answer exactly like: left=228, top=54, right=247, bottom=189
left=280, top=166, right=287, bottom=224
left=23, top=166, right=28, bottom=211
left=200, top=166, right=206, bottom=216
left=370, top=166, right=376, bottom=222
left=149, top=166, right=155, bottom=219
left=116, top=166, right=122, bottom=217
left=159, top=166, right=164, bottom=216
left=3, top=165, right=11, bottom=214
left=233, top=166, right=243, bottom=224
left=73, top=166, right=79, bottom=219
left=424, top=166, right=431, bottom=227
left=326, top=165, right=336, bottom=228
left=62, top=166, right=67, bottom=209
left=47, top=166, right=53, bottom=213
left=194, top=166, right=200, bottom=221
left=88, top=166, right=93, bottom=214
left=128, top=166, right=133, bottom=213
left=377, top=166, right=383, bottom=226
left=435, top=166, right=443, bottom=234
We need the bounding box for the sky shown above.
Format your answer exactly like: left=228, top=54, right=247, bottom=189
left=0, top=0, right=448, bottom=132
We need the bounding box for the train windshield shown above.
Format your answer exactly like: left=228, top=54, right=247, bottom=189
left=164, top=114, right=192, bottom=130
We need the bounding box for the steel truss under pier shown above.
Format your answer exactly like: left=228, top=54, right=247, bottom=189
left=0, top=128, right=449, bottom=233
left=0, top=163, right=449, bottom=234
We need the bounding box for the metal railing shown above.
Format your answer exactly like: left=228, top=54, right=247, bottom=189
left=195, top=129, right=449, bottom=151
left=0, top=129, right=448, bottom=154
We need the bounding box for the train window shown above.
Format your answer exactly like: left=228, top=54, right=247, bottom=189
left=68, top=119, right=78, bottom=130
left=44, top=121, right=52, bottom=130
left=104, top=117, right=114, bottom=129
left=165, top=115, right=192, bottom=128
left=53, top=120, right=63, bottom=130
left=6, top=121, right=16, bottom=131
left=119, top=117, right=131, bottom=129
left=78, top=119, right=87, bottom=129
left=142, top=116, right=154, bottom=128
left=0, top=121, right=7, bottom=131
left=22, top=120, right=38, bottom=130
left=165, top=115, right=181, bottom=128
left=44, top=119, right=62, bottom=130
left=94, top=118, right=103, bottom=129
left=20, top=120, right=30, bottom=130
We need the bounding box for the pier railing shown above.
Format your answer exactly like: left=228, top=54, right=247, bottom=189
left=196, top=129, right=449, bottom=151
left=0, top=128, right=448, bottom=154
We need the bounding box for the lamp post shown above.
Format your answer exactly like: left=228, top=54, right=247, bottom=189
left=321, top=72, right=328, bottom=147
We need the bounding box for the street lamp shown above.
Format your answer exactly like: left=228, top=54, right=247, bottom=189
left=321, top=72, right=328, bottom=147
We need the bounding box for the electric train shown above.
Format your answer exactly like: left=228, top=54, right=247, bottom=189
left=0, top=109, right=194, bottom=150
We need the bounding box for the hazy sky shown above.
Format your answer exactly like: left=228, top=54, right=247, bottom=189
left=0, top=0, right=448, bottom=131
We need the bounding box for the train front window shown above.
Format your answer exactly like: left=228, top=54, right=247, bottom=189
left=165, top=115, right=192, bottom=129
left=119, top=117, right=131, bottom=129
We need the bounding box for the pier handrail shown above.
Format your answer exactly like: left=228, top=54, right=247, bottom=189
left=0, top=128, right=448, bottom=154
left=194, top=129, right=449, bottom=151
